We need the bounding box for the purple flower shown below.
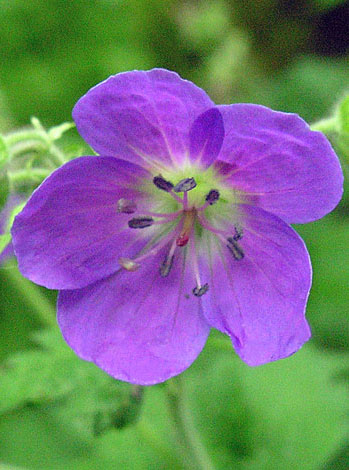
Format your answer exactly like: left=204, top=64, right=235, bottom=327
left=11, top=69, right=343, bottom=385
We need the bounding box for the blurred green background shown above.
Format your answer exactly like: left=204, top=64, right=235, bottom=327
left=0, top=0, right=348, bottom=469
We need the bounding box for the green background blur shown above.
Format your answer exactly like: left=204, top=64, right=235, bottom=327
left=0, top=1, right=348, bottom=469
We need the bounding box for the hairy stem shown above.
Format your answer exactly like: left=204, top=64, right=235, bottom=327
left=166, top=375, right=216, bottom=470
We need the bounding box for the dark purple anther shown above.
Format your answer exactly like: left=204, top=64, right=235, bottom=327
left=160, top=254, right=174, bottom=277
left=128, top=217, right=154, bottom=229
left=153, top=175, right=174, bottom=192
left=192, top=283, right=209, bottom=297
left=174, top=177, right=197, bottom=193
left=205, top=189, right=220, bottom=205
left=227, top=238, right=244, bottom=260
left=232, top=225, right=243, bottom=241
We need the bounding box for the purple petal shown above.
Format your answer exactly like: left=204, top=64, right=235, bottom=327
left=58, top=246, right=210, bottom=385
left=189, top=108, right=224, bottom=168
left=216, top=104, right=343, bottom=223
left=201, top=204, right=312, bottom=366
left=12, top=156, right=152, bottom=290
left=73, top=69, right=214, bottom=169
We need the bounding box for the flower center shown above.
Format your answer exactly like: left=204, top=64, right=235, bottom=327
left=118, top=165, right=244, bottom=297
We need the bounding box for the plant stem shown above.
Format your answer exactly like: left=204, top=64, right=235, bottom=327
left=166, top=375, right=216, bottom=470
left=9, top=168, right=51, bottom=186
left=3, top=259, right=56, bottom=328
left=310, top=117, right=338, bottom=135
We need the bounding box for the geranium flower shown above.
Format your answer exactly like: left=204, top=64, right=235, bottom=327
left=11, top=69, right=343, bottom=385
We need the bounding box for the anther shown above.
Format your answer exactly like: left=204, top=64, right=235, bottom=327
left=205, top=189, right=220, bottom=205
left=227, top=238, right=244, bottom=260
left=128, top=217, right=154, bottom=229
left=193, top=283, right=209, bottom=297
left=117, top=198, right=137, bottom=214
left=118, top=257, right=140, bottom=272
left=232, top=225, right=243, bottom=241
left=174, top=177, right=197, bottom=193
left=153, top=175, right=174, bottom=192
left=160, top=254, right=174, bottom=277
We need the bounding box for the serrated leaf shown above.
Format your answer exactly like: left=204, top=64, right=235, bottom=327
left=0, top=328, right=139, bottom=438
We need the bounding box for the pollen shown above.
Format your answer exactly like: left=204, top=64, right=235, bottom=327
left=118, top=257, right=140, bottom=271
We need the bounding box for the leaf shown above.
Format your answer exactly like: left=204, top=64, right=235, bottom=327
left=0, top=328, right=140, bottom=437
left=186, top=335, right=349, bottom=470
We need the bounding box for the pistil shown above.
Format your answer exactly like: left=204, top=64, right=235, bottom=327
left=176, top=209, right=196, bottom=247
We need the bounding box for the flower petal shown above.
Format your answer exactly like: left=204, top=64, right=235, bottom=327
left=12, top=156, right=152, bottom=290
left=216, top=104, right=343, bottom=223
left=189, top=108, right=224, bottom=168
left=58, top=246, right=210, bottom=385
left=201, top=204, right=312, bottom=366
left=73, top=69, right=214, bottom=169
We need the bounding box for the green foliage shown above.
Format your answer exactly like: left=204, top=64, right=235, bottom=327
left=313, top=0, right=348, bottom=12
left=296, top=214, right=349, bottom=350
left=188, top=338, right=349, bottom=469
left=0, top=0, right=348, bottom=468
left=0, top=328, right=140, bottom=437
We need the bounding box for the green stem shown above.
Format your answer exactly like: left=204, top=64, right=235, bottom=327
left=9, top=168, right=51, bottom=186
left=6, top=130, right=67, bottom=167
left=5, top=130, right=47, bottom=147
left=166, top=375, right=216, bottom=470
left=310, top=117, right=338, bottom=135
left=4, top=259, right=56, bottom=328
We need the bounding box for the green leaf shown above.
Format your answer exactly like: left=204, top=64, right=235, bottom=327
left=0, top=328, right=139, bottom=437
left=187, top=337, right=349, bottom=470
left=0, top=329, right=179, bottom=469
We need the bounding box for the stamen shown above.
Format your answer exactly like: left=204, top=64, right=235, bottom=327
left=174, top=177, right=197, bottom=193
left=118, top=257, right=140, bottom=271
left=227, top=238, right=244, bottom=260
left=160, top=236, right=178, bottom=277
left=153, top=175, right=174, bottom=192
left=193, top=283, right=209, bottom=297
left=128, top=217, right=154, bottom=229
left=232, top=225, right=243, bottom=241
left=160, top=254, right=174, bottom=277
left=205, top=189, right=220, bottom=205
left=117, top=198, right=137, bottom=214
